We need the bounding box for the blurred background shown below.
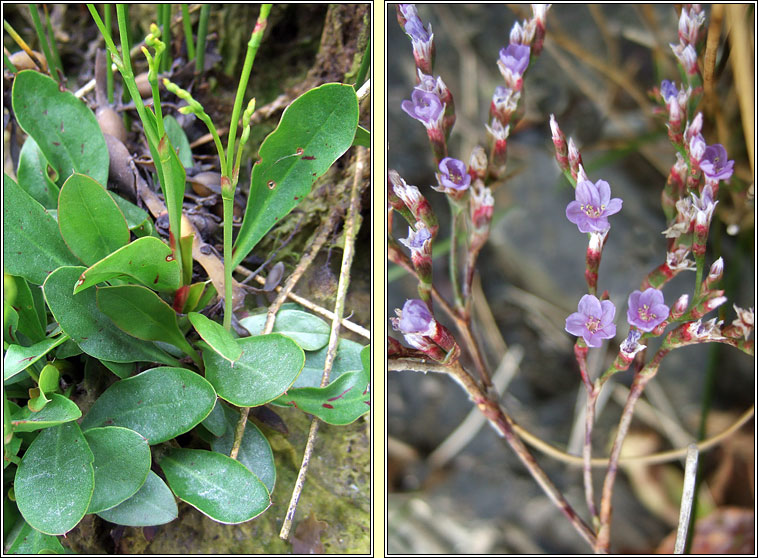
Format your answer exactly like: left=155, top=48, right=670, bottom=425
left=387, top=4, right=754, bottom=554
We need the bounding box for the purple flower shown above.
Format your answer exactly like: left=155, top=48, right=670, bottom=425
left=660, top=80, right=678, bottom=102
left=399, top=225, right=432, bottom=253
left=700, top=144, right=734, bottom=181
left=565, top=179, right=623, bottom=233
left=404, top=17, right=431, bottom=43
left=401, top=89, right=444, bottom=129
left=436, top=157, right=470, bottom=191
left=499, top=44, right=531, bottom=76
left=395, top=299, right=434, bottom=334
left=627, top=288, right=670, bottom=332
left=565, top=294, right=617, bottom=348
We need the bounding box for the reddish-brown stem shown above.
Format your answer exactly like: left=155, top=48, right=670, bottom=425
left=390, top=357, right=597, bottom=549
left=594, top=347, right=670, bottom=552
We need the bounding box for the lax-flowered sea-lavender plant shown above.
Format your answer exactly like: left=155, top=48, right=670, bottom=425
left=389, top=4, right=752, bottom=554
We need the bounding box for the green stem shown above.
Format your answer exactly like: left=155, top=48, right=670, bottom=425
left=3, top=52, right=17, bottom=73
left=222, top=195, right=234, bottom=332
left=181, top=4, right=195, bottom=60
left=28, top=5, right=56, bottom=78
left=224, top=3, right=271, bottom=177
left=448, top=199, right=465, bottom=314
left=104, top=4, right=114, bottom=103
left=43, top=5, right=63, bottom=78
left=195, top=4, right=210, bottom=74
left=693, top=253, right=705, bottom=299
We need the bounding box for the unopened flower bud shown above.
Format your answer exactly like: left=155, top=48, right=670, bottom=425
left=468, top=145, right=488, bottom=182
left=671, top=43, right=699, bottom=75
left=670, top=294, right=690, bottom=319
left=705, top=257, right=724, bottom=285
left=550, top=114, right=568, bottom=170
left=568, top=138, right=583, bottom=179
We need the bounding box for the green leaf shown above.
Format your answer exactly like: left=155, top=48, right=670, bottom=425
left=11, top=394, right=82, bottom=432
left=200, top=399, right=227, bottom=437
left=156, top=133, right=187, bottom=274
left=293, top=338, right=366, bottom=388
left=72, top=236, right=182, bottom=294
left=16, top=135, right=60, bottom=209
left=182, top=280, right=212, bottom=314
left=3, top=173, right=79, bottom=285
left=202, top=334, right=304, bottom=407
left=352, top=124, right=370, bottom=148
left=239, top=308, right=330, bottom=351
left=211, top=404, right=275, bottom=493
left=14, top=422, right=94, bottom=535
left=4, top=519, right=67, bottom=554
left=3, top=334, right=69, bottom=382
left=164, top=114, right=193, bottom=168
left=232, top=83, right=359, bottom=267
left=96, top=470, right=178, bottom=527
left=43, top=266, right=179, bottom=365
left=83, top=427, right=151, bottom=514
left=188, top=312, right=241, bottom=363
left=26, top=364, right=60, bottom=413
left=80, top=366, right=216, bottom=444
left=96, top=285, right=197, bottom=358
left=57, top=173, right=129, bottom=265
left=4, top=301, right=19, bottom=344
left=100, top=360, right=135, bottom=379
left=108, top=192, right=153, bottom=236
left=12, top=70, right=109, bottom=186
left=158, top=448, right=270, bottom=524
left=273, top=366, right=370, bottom=425
left=6, top=275, right=46, bottom=343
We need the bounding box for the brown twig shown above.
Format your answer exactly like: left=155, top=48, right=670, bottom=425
left=389, top=357, right=597, bottom=549
left=280, top=146, right=368, bottom=540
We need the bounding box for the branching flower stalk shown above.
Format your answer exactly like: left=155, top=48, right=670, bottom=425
left=391, top=4, right=753, bottom=553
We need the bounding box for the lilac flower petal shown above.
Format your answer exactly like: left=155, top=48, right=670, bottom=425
left=600, top=300, right=616, bottom=323
left=604, top=198, right=623, bottom=216
left=565, top=313, right=588, bottom=336
left=596, top=180, right=611, bottom=206
left=577, top=294, right=602, bottom=317
left=397, top=299, right=434, bottom=333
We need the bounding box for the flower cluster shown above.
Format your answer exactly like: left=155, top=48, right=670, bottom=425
left=391, top=299, right=460, bottom=363
left=670, top=5, right=705, bottom=76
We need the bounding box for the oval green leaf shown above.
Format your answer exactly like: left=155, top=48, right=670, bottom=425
left=96, top=470, right=178, bottom=527
left=273, top=366, right=370, bottom=425
left=14, top=422, right=94, bottom=535
left=96, top=285, right=196, bottom=356
left=3, top=173, right=79, bottom=285
left=43, top=266, right=179, bottom=365
left=189, top=312, right=242, bottom=363
left=16, top=135, right=60, bottom=209
left=7, top=274, right=47, bottom=343
left=11, top=393, right=82, bottom=432
left=58, top=173, right=129, bottom=265
left=3, top=333, right=69, bottom=381
left=80, top=366, right=216, bottom=444
left=164, top=114, right=193, bottom=168
left=4, top=518, right=67, bottom=554
left=159, top=448, right=270, bottom=524
left=211, top=404, right=275, bottom=493
left=12, top=70, right=109, bottom=186
left=200, top=399, right=227, bottom=437
left=73, top=236, right=181, bottom=294
left=239, top=308, right=330, bottom=351
left=202, top=334, right=304, bottom=407
left=293, top=338, right=366, bottom=388
left=232, top=83, right=359, bottom=268
left=84, top=427, right=151, bottom=514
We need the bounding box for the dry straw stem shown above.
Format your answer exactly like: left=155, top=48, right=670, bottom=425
left=279, top=146, right=368, bottom=540
left=725, top=4, right=754, bottom=173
